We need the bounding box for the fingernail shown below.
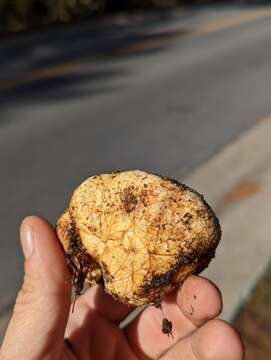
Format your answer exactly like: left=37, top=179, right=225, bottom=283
left=21, top=221, right=35, bottom=258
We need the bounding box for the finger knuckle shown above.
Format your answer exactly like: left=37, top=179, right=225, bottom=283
left=15, top=274, right=40, bottom=310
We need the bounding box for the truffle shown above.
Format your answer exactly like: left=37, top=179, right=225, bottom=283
left=56, top=170, right=221, bottom=306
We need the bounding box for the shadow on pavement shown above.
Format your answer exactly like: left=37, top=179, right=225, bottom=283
left=1, top=3, right=269, bottom=106
left=0, top=9, right=192, bottom=106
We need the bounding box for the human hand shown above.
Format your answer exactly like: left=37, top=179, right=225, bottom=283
left=0, top=216, right=245, bottom=359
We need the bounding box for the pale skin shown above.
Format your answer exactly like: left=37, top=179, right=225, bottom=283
left=0, top=216, right=245, bottom=360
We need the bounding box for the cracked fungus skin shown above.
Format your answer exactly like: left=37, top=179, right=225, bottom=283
left=56, top=170, right=221, bottom=306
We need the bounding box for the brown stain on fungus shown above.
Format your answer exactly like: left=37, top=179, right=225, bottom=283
left=101, top=262, right=114, bottom=282
left=121, top=187, right=138, bottom=213
left=143, top=271, right=174, bottom=294
left=64, top=217, right=101, bottom=298
left=183, top=212, right=193, bottom=225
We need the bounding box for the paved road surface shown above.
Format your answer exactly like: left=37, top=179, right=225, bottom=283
left=1, top=6, right=271, bottom=317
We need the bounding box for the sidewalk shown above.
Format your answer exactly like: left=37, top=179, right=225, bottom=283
left=184, top=115, right=271, bottom=322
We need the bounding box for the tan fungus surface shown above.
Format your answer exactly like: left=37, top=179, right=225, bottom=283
left=56, top=170, right=221, bottom=305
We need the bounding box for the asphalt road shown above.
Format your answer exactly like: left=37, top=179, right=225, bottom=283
left=1, top=6, right=271, bottom=315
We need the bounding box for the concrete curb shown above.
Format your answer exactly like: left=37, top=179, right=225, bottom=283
left=182, top=116, right=271, bottom=321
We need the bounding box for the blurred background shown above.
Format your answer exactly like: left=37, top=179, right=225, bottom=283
left=1, top=1, right=271, bottom=358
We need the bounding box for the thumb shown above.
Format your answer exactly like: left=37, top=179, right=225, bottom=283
left=1, top=216, right=71, bottom=360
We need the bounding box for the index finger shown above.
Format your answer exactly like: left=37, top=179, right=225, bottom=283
left=125, top=276, right=223, bottom=359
